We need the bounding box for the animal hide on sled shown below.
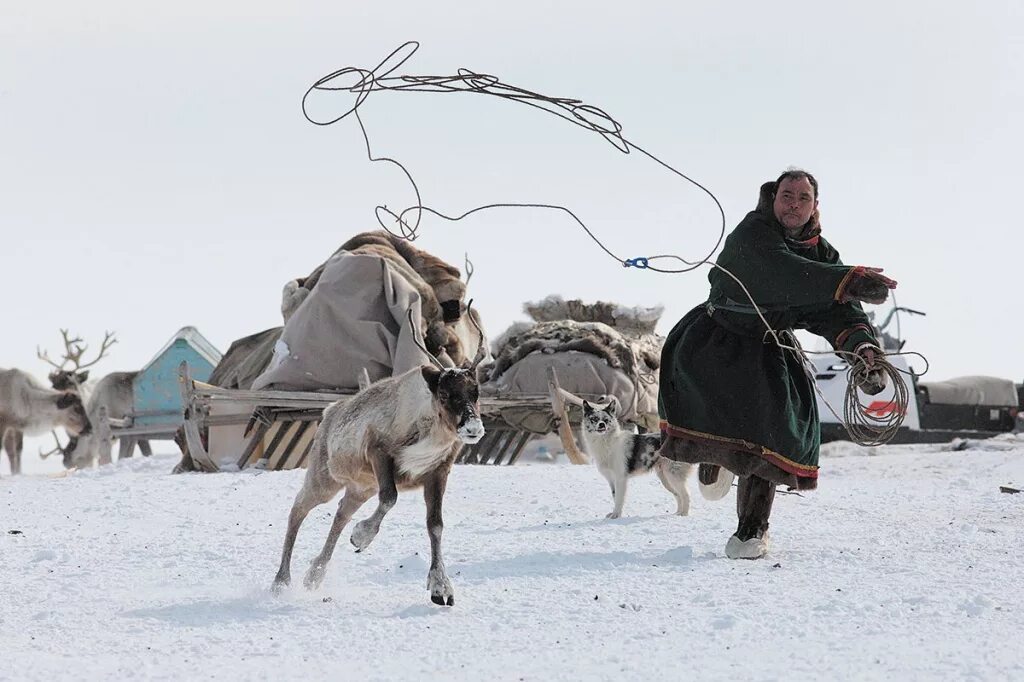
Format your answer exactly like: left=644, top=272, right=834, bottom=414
left=483, top=296, right=665, bottom=430
left=280, top=231, right=483, bottom=368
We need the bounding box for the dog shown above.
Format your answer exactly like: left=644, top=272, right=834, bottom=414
left=579, top=400, right=695, bottom=519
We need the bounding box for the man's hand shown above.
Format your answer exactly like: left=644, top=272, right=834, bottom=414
left=855, top=345, right=887, bottom=395
left=840, top=267, right=898, bottom=305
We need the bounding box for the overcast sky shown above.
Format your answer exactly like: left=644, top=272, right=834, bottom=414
left=3, top=1, right=1022, bottom=398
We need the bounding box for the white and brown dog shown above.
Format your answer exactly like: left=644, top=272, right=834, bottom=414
left=580, top=401, right=734, bottom=519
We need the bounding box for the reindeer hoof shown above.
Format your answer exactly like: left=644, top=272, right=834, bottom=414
left=350, top=521, right=377, bottom=551
left=271, top=577, right=289, bottom=595
left=427, top=567, right=454, bottom=606
left=606, top=511, right=621, bottom=520
left=303, top=563, right=326, bottom=590
left=431, top=593, right=455, bottom=606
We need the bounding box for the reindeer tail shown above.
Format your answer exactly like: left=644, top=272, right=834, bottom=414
left=697, top=464, right=735, bottom=501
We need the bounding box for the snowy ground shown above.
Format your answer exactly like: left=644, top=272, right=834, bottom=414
left=2, top=437, right=1022, bottom=681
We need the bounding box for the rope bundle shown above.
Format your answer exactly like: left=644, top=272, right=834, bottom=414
left=839, top=351, right=915, bottom=446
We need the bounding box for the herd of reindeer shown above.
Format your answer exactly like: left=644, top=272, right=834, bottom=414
left=0, top=330, right=150, bottom=476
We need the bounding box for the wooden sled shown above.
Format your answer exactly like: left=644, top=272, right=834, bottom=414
left=176, top=362, right=636, bottom=472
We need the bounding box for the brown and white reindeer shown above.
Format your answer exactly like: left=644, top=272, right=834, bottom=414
left=0, top=368, right=91, bottom=475
left=36, top=330, right=152, bottom=468
left=272, top=306, right=488, bottom=606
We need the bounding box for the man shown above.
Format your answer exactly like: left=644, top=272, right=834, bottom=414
left=657, top=169, right=897, bottom=559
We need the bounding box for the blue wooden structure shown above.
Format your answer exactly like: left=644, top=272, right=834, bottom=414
left=133, top=326, right=221, bottom=428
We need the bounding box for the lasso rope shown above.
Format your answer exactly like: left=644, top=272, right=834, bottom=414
left=302, top=41, right=925, bottom=446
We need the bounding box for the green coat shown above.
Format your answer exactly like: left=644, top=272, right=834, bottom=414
left=658, top=208, right=879, bottom=484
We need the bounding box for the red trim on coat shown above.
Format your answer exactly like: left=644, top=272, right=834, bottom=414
left=835, top=323, right=874, bottom=351
left=659, top=421, right=819, bottom=480
left=834, top=266, right=862, bottom=303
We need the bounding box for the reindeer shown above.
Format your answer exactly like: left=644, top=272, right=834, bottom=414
left=37, top=330, right=152, bottom=468
left=272, top=306, right=487, bottom=606
left=63, top=372, right=153, bottom=467
left=0, top=368, right=91, bottom=475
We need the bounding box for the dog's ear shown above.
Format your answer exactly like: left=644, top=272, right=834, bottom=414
left=582, top=400, right=592, bottom=413
left=604, top=400, right=617, bottom=417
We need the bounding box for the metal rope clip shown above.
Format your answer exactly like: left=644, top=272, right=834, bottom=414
left=623, top=256, right=650, bottom=269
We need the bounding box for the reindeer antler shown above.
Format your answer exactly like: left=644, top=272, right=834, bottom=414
left=465, top=299, right=488, bottom=370
left=38, top=431, right=65, bottom=459
left=37, top=328, right=85, bottom=370
left=73, top=330, right=118, bottom=370
left=37, top=346, right=65, bottom=370
left=406, top=308, right=447, bottom=371
left=464, top=252, right=475, bottom=289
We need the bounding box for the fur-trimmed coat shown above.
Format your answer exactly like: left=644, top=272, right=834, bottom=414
left=658, top=183, right=880, bottom=489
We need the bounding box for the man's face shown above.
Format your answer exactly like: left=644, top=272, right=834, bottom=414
left=773, top=176, right=818, bottom=231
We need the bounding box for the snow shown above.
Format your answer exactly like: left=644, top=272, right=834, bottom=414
left=2, top=439, right=1022, bottom=681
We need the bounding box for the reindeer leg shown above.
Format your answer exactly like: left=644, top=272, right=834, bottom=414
left=350, top=448, right=397, bottom=552
left=303, top=486, right=373, bottom=590
left=424, top=464, right=455, bottom=606
left=3, top=427, right=22, bottom=476
left=272, top=471, right=342, bottom=593
left=11, top=430, right=23, bottom=476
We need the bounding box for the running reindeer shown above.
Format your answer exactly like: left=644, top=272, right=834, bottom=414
left=272, top=305, right=487, bottom=606
left=36, top=330, right=152, bottom=467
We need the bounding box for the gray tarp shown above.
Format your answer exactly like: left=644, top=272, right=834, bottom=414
left=481, top=350, right=659, bottom=430
left=919, top=376, right=1019, bottom=407
left=252, top=252, right=433, bottom=392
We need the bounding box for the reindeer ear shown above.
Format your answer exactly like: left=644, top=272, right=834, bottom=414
left=77, top=371, right=89, bottom=383
left=421, top=366, right=442, bottom=395
left=55, top=392, right=78, bottom=409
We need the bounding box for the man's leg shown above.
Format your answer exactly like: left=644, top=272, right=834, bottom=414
left=726, top=475, right=776, bottom=559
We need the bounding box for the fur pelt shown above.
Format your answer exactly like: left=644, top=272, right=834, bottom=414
left=524, top=295, right=663, bottom=336
left=486, top=297, right=665, bottom=385
left=337, top=232, right=466, bottom=318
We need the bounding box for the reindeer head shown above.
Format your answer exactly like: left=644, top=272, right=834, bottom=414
left=421, top=366, right=485, bottom=444
left=48, top=369, right=90, bottom=391
left=410, top=301, right=488, bottom=444
left=61, top=436, right=79, bottom=469
left=38, top=329, right=116, bottom=391
left=55, top=392, right=91, bottom=436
